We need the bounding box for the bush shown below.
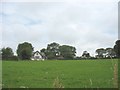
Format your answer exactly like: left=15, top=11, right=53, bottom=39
left=2, top=56, right=18, bottom=61
left=11, top=56, right=18, bottom=60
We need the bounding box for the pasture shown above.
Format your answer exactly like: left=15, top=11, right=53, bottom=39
left=2, top=59, right=118, bottom=88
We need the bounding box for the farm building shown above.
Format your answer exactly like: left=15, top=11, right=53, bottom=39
left=31, top=51, right=45, bottom=61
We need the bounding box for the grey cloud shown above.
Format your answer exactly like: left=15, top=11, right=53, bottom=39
left=1, top=1, right=118, bottom=56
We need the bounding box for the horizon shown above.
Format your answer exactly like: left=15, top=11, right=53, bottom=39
left=1, top=40, right=117, bottom=57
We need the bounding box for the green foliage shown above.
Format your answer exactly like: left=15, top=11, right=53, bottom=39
left=11, top=56, right=18, bottom=60
left=114, top=40, right=120, bottom=58
left=46, top=42, right=60, bottom=59
left=1, top=47, right=14, bottom=60
left=40, top=48, right=47, bottom=59
left=105, top=48, right=116, bottom=58
left=40, top=48, right=47, bottom=55
left=95, top=48, right=116, bottom=59
left=2, top=59, right=118, bottom=88
left=59, top=45, right=76, bottom=59
left=40, top=42, right=76, bottom=60
left=95, top=48, right=105, bottom=58
left=82, top=51, right=90, bottom=58
left=16, top=42, right=33, bottom=60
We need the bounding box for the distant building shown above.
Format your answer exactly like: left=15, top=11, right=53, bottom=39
left=31, top=51, right=44, bottom=61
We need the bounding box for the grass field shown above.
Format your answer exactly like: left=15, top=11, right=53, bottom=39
left=2, top=59, right=118, bottom=88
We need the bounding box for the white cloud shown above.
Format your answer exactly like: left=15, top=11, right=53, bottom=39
left=1, top=0, right=118, bottom=56
left=1, top=0, right=119, bottom=3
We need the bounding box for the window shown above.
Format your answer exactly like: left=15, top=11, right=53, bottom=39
left=36, top=53, right=39, bottom=55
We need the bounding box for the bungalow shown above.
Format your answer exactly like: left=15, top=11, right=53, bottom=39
left=31, top=51, right=44, bottom=61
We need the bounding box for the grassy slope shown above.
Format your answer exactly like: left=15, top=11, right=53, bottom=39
left=2, top=59, right=118, bottom=88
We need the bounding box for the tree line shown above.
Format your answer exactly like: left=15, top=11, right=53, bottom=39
left=1, top=40, right=120, bottom=60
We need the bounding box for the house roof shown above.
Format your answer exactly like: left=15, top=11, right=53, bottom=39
left=32, top=51, right=46, bottom=58
left=33, top=51, right=42, bottom=56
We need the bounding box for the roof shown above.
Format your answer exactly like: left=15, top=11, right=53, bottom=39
left=33, top=51, right=42, bottom=56
left=32, top=51, right=46, bottom=58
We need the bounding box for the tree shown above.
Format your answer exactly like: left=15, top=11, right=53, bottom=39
left=17, top=42, right=33, bottom=60
left=82, top=51, right=90, bottom=59
left=1, top=47, right=14, bottom=60
left=114, top=40, right=120, bottom=58
left=46, top=42, right=60, bottom=59
left=59, top=45, right=76, bottom=59
left=95, top=48, right=105, bottom=58
left=41, top=48, right=46, bottom=52
left=105, top=48, right=116, bottom=58
left=40, top=48, right=47, bottom=59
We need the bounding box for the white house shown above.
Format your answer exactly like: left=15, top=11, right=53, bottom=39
left=31, top=51, right=44, bottom=61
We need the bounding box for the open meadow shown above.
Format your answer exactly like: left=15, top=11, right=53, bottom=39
left=2, top=59, right=118, bottom=88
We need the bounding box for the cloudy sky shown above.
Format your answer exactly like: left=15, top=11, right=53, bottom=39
left=0, top=0, right=119, bottom=56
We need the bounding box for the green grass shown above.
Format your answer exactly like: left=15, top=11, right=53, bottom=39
left=2, top=59, right=118, bottom=88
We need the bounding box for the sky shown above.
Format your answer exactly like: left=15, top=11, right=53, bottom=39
left=0, top=0, right=119, bottom=56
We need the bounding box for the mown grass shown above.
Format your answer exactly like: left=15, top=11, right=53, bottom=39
left=2, top=59, right=118, bottom=88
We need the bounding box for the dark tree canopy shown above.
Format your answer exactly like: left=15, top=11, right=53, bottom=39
left=40, top=48, right=47, bottom=59
left=105, top=48, right=116, bottom=58
left=17, top=42, right=33, bottom=60
left=95, top=48, right=105, bottom=58
left=40, top=42, right=76, bottom=60
left=46, top=42, right=60, bottom=59
left=40, top=48, right=47, bottom=54
left=59, top=45, right=76, bottom=59
left=2, top=47, right=14, bottom=60
left=2, top=40, right=119, bottom=60
left=114, top=40, right=120, bottom=58
left=82, top=51, right=90, bottom=58
left=95, top=47, right=116, bottom=59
